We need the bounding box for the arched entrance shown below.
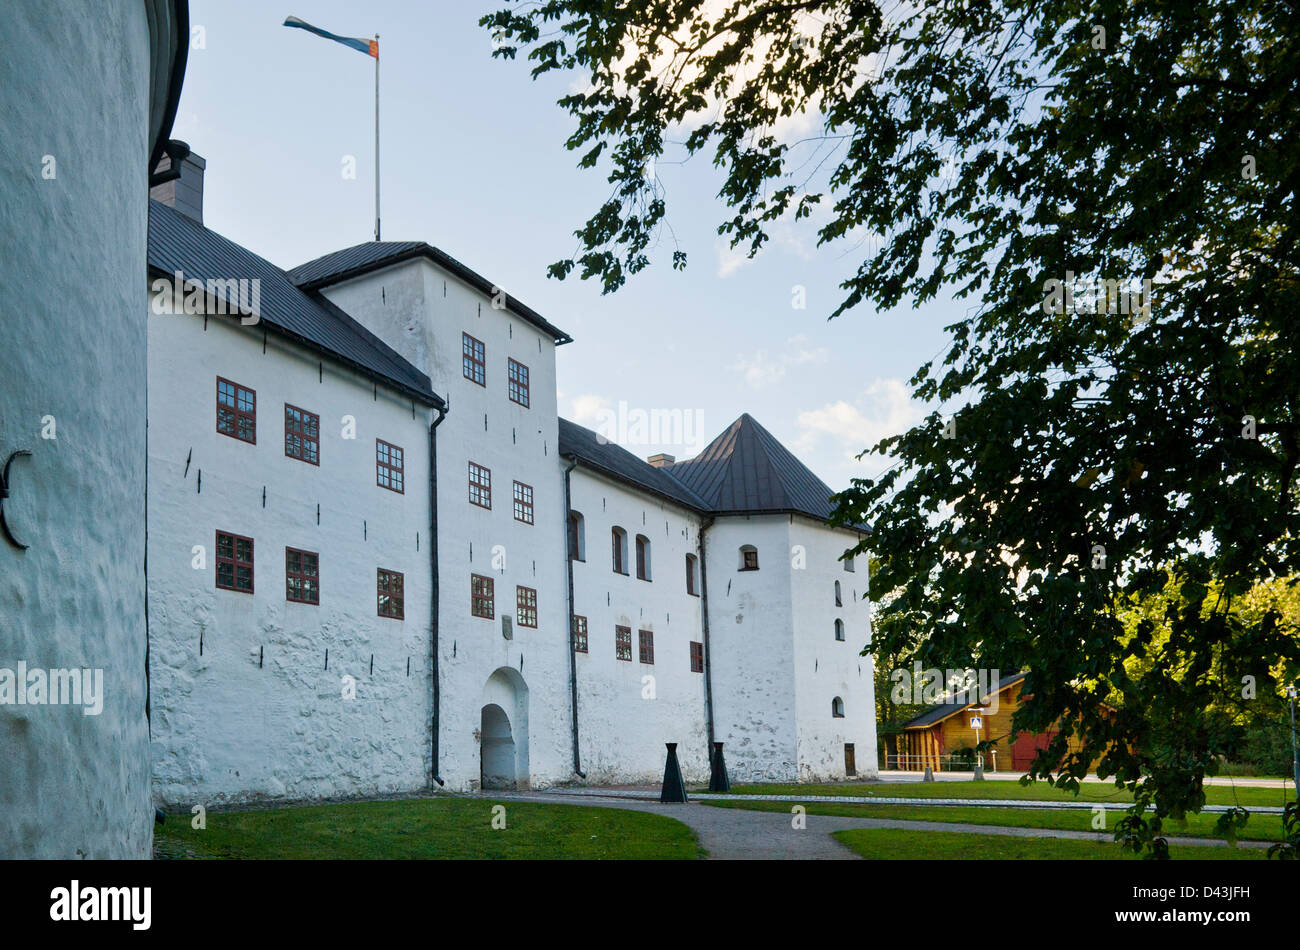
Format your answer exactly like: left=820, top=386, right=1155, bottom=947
left=480, top=667, right=529, bottom=789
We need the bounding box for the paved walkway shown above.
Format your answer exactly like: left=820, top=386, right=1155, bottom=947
left=495, top=790, right=1275, bottom=859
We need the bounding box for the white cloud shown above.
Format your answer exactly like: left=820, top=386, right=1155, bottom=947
left=565, top=393, right=613, bottom=427
left=796, top=378, right=925, bottom=468
left=732, top=335, right=829, bottom=388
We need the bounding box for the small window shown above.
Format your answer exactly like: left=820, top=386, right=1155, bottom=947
left=376, top=439, right=404, bottom=493
left=635, top=535, right=651, bottom=580
left=568, top=511, right=585, bottom=561
left=835, top=580, right=842, bottom=607
left=843, top=553, right=856, bottom=572
left=285, top=547, right=319, bottom=604
left=284, top=404, right=320, bottom=465
left=615, top=625, right=632, bottom=661
left=516, top=586, right=537, bottom=627
left=690, top=641, right=704, bottom=673
left=685, top=554, right=698, bottom=596
left=572, top=615, right=588, bottom=653
left=611, top=527, right=628, bottom=574
left=740, top=545, right=759, bottom=571
left=471, top=573, right=495, bottom=619
left=832, top=696, right=845, bottom=718
left=638, top=629, right=654, bottom=664
left=377, top=568, right=404, bottom=619
left=507, top=358, right=530, bottom=408
left=462, top=332, right=486, bottom=386
left=215, top=530, right=253, bottom=593
left=216, top=377, right=256, bottom=444
left=513, top=481, right=534, bottom=524
left=834, top=619, right=845, bottom=641
left=468, top=461, right=492, bottom=509
left=845, top=743, right=857, bottom=776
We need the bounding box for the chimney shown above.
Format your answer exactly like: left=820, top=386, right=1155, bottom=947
left=150, top=148, right=205, bottom=224
left=647, top=453, right=675, bottom=469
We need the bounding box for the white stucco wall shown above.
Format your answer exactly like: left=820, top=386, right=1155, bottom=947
left=0, top=1, right=160, bottom=858
left=146, top=300, right=435, bottom=808
left=567, top=469, right=709, bottom=784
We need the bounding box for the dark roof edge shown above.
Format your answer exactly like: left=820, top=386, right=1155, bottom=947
left=697, top=506, right=871, bottom=533
left=148, top=263, right=446, bottom=410
left=562, top=453, right=710, bottom=516
left=296, top=244, right=573, bottom=346
left=148, top=0, right=190, bottom=174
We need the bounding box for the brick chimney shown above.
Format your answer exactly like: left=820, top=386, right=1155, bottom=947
left=149, top=149, right=205, bottom=224
left=647, top=453, right=675, bottom=468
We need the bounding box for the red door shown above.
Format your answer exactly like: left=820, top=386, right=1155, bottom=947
left=1012, top=731, right=1056, bottom=770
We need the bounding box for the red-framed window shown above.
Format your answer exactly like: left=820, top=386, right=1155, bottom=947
left=285, top=547, right=319, bottom=604
left=376, top=439, right=404, bottom=493
left=572, top=615, right=588, bottom=653
left=468, top=461, right=491, bottom=509
left=615, top=625, right=632, bottom=662
left=377, top=568, right=404, bottom=619
left=516, top=586, right=538, bottom=627
left=507, top=358, right=530, bottom=408
left=741, top=546, right=759, bottom=571
left=638, top=629, right=654, bottom=665
left=471, top=573, right=495, bottom=619
left=690, top=641, right=704, bottom=673
left=215, top=530, right=253, bottom=593
left=512, top=480, right=534, bottom=524
left=463, top=332, right=486, bottom=386
left=284, top=404, right=320, bottom=465
left=216, top=377, right=256, bottom=444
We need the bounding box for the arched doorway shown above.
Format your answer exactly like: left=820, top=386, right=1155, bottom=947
left=480, top=667, right=529, bottom=789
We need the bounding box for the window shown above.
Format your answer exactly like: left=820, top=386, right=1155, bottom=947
left=832, top=696, right=845, bottom=718
left=740, top=545, right=759, bottom=571
left=834, top=619, right=845, bottom=641
left=611, top=527, right=628, bottom=574
left=635, top=535, right=651, bottom=580
left=835, top=580, right=842, bottom=607
left=572, top=615, right=588, bottom=653
left=516, top=586, right=537, bottom=627
left=507, top=358, right=530, bottom=408
left=215, top=531, right=253, bottom=593
left=685, top=554, right=698, bottom=596
left=845, top=743, right=856, bottom=776
left=376, top=439, right=404, bottom=493
left=285, top=547, right=319, bottom=604
left=468, top=461, right=492, bottom=509
left=216, top=377, right=256, bottom=443
left=690, top=641, right=704, bottom=673
left=284, top=404, right=320, bottom=465
left=615, top=625, right=632, bottom=661
left=639, top=629, right=654, bottom=664
left=377, top=568, right=404, bottom=619
left=843, top=554, right=856, bottom=572
left=568, top=511, right=585, bottom=561
left=513, top=481, right=534, bottom=524
left=471, top=574, right=494, bottom=619
left=462, top=332, right=486, bottom=386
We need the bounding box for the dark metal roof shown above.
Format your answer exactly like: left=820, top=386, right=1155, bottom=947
left=558, top=418, right=710, bottom=513
left=664, top=413, right=859, bottom=526
left=148, top=200, right=443, bottom=408
left=287, top=242, right=573, bottom=345
left=901, top=672, right=1029, bottom=730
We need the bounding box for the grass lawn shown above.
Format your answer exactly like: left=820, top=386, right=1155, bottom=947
left=832, top=828, right=1270, bottom=860
left=702, top=798, right=1285, bottom=842
left=154, top=796, right=702, bottom=860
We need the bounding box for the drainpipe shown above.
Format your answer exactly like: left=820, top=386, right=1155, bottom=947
left=562, top=456, right=586, bottom=777
left=699, top=515, right=717, bottom=763
left=429, top=403, right=448, bottom=787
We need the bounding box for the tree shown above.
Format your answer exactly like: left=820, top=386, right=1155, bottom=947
left=483, top=0, right=1300, bottom=855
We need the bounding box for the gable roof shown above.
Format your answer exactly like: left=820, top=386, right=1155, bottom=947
left=148, top=201, right=443, bottom=409
left=901, top=672, right=1029, bottom=730
left=558, top=418, right=709, bottom=513
left=286, top=241, right=573, bottom=345
left=663, top=413, right=854, bottom=525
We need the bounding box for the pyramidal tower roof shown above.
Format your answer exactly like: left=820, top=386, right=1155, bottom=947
left=664, top=413, right=844, bottom=523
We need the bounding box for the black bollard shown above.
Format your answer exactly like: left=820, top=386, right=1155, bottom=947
left=708, top=741, right=731, bottom=792
left=660, top=742, right=688, bottom=803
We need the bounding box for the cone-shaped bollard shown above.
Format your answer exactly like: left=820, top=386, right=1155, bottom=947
left=923, top=766, right=935, bottom=782
left=709, top=742, right=731, bottom=792
left=660, top=742, right=688, bottom=803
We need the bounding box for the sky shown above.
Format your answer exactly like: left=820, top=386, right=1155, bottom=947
left=174, top=0, right=964, bottom=491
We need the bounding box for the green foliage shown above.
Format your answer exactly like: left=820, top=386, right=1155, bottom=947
left=483, top=0, right=1300, bottom=857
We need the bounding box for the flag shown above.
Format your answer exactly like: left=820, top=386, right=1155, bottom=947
left=283, top=16, right=377, bottom=58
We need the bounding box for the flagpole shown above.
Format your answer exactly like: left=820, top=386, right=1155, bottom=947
left=374, top=33, right=381, bottom=242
